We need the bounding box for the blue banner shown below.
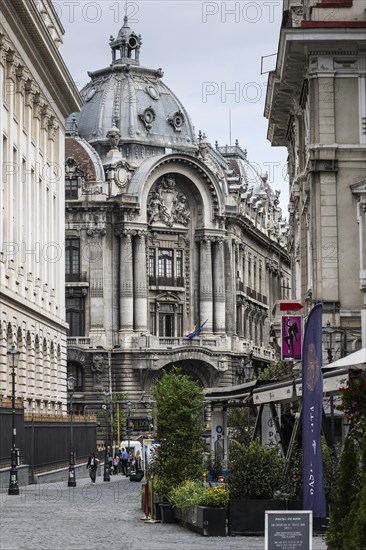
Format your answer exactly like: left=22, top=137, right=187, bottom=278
left=302, top=303, right=326, bottom=517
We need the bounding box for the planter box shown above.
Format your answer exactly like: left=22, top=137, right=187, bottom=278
left=159, top=502, right=175, bottom=523
left=228, top=499, right=302, bottom=536
left=175, top=505, right=226, bottom=536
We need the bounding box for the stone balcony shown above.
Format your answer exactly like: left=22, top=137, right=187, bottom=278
left=67, top=334, right=275, bottom=363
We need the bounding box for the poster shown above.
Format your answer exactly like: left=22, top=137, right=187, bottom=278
left=281, top=315, right=302, bottom=360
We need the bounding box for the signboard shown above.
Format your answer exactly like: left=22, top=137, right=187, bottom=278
left=265, top=511, right=312, bottom=550
left=262, top=404, right=282, bottom=451
left=281, top=315, right=302, bottom=360
left=253, top=381, right=294, bottom=404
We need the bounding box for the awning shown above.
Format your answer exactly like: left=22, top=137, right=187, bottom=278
left=323, top=348, right=366, bottom=370
left=295, top=368, right=349, bottom=396
left=252, top=379, right=294, bottom=404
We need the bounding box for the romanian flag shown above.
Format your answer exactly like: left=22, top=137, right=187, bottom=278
left=186, top=320, right=208, bottom=340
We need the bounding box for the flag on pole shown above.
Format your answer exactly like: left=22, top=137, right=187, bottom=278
left=302, top=303, right=326, bottom=518
left=186, top=320, right=208, bottom=340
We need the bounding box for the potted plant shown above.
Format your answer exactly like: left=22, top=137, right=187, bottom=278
left=148, top=368, right=205, bottom=522
left=171, top=479, right=229, bottom=536
left=228, top=438, right=301, bottom=535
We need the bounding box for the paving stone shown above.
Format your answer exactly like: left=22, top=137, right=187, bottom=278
left=0, top=475, right=327, bottom=550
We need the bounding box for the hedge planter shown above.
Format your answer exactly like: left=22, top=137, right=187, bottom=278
left=174, top=506, right=227, bottom=536
left=228, top=499, right=302, bottom=536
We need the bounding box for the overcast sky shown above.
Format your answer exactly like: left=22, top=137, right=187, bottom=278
left=53, top=0, right=289, bottom=213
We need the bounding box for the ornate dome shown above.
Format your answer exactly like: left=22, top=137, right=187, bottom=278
left=67, top=17, right=197, bottom=159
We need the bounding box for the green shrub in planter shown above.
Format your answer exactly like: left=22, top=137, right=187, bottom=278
left=170, top=480, right=205, bottom=510
left=228, top=438, right=286, bottom=499
left=171, top=480, right=230, bottom=510
left=200, top=485, right=229, bottom=508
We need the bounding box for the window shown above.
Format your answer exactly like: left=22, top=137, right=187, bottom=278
left=149, top=248, right=156, bottom=277
left=253, top=259, right=257, bottom=291
left=66, top=297, right=84, bottom=336
left=158, top=249, right=173, bottom=278
left=259, top=263, right=262, bottom=294
left=65, top=177, right=78, bottom=200
left=150, top=301, right=183, bottom=337
left=176, top=250, right=183, bottom=278
left=176, top=304, right=183, bottom=336
left=149, top=248, right=184, bottom=286
left=65, top=238, right=80, bottom=277
left=159, top=303, right=174, bottom=337
left=248, top=255, right=252, bottom=288
left=150, top=303, right=156, bottom=335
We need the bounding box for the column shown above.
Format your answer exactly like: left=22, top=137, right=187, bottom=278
left=199, top=237, right=213, bottom=332
left=133, top=232, right=148, bottom=332
left=119, top=231, right=134, bottom=331
left=213, top=238, right=225, bottom=333
left=224, top=237, right=235, bottom=335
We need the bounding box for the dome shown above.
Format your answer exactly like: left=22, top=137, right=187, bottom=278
left=67, top=17, right=197, bottom=158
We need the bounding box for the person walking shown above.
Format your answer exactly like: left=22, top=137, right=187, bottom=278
left=86, top=452, right=99, bottom=484
left=120, top=447, right=128, bottom=476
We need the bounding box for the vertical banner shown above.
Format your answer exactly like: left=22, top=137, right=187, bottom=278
left=302, top=303, right=326, bottom=518
left=281, top=315, right=302, bottom=360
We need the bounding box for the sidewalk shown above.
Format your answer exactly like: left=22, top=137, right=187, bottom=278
left=0, top=475, right=327, bottom=550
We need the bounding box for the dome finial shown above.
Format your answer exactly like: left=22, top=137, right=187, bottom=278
left=109, top=11, right=142, bottom=66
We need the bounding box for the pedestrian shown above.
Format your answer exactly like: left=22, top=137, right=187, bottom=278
left=86, top=452, right=99, bottom=484
left=112, top=453, right=119, bottom=475
left=134, top=449, right=142, bottom=471
left=120, top=447, right=128, bottom=476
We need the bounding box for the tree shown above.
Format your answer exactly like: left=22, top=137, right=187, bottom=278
left=326, top=433, right=361, bottom=550
left=150, top=368, right=205, bottom=500
left=344, top=433, right=366, bottom=550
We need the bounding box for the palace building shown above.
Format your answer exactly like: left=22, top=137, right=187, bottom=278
left=64, top=17, right=290, bottom=429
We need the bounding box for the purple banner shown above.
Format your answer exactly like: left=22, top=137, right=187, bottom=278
left=281, top=315, right=302, bottom=360
left=302, top=303, right=326, bottom=518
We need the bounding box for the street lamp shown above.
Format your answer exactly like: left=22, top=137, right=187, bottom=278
left=103, top=391, right=111, bottom=482
left=324, top=321, right=335, bottom=364
left=7, top=344, right=20, bottom=495
left=244, top=352, right=255, bottom=382
left=322, top=321, right=339, bottom=446
left=67, top=373, right=76, bottom=487
left=127, top=400, right=132, bottom=475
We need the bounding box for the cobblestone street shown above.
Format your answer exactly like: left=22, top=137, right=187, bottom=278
left=0, top=475, right=327, bottom=550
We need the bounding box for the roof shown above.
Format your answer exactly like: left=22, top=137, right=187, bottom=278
left=323, top=348, right=366, bottom=370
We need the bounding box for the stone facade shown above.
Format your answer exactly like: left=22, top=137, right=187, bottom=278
left=0, top=0, right=82, bottom=414
left=64, top=17, right=291, bottom=430
left=265, top=0, right=366, bottom=355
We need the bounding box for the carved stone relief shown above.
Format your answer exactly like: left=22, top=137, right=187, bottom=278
left=147, top=175, right=190, bottom=227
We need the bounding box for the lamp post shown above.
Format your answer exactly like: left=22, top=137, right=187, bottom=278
left=243, top=352, right=254, bottom=382
left=103, top=391, right=110, bottom=482
left=127, top=400, right=132, bottom=475
left=7, top=344, right=20, bottom=495
left=323, top=321, right=337, bottom=446
left=67, top=373, right=76, bottom=487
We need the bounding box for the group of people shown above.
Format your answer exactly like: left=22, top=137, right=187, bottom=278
left=87, top=448, right=142, bottom=483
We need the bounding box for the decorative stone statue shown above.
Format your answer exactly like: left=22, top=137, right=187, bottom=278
left=91, top=354, right=105, bottom=387
left=146, top=174, right=190, bottom=227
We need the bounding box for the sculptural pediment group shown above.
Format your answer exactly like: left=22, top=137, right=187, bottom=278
left=147, top=175, right=191, bottom=227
